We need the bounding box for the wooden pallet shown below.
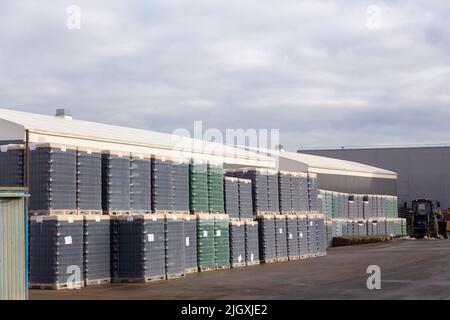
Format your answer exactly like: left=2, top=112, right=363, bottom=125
left=198, top=266, right=216, bottom=272
left=299, top=254, right=310, bottom=260
left=112, top=275, right=166, bottom=283
left=184, top=267, right=198, bottom=274
left=215, top=265, right=230, bottom=270
left=30, top=281, right=84, bottom=290
left=85, top=278, right=111, bottom=286
left=288, top=255, right=300, bottom=261
left=131, top=210, right=153, bottom=214
left=78, top=210, right=103, bottom=215
left=104, top=211, right=132, bottom=216
left=261, top=258, right=277, bottom=264
left=277, top=257, right=289, bottom=262
left=246, top=261, right=260, bottom=266
left=166, top=273, right=185, bottom=280
left=31, top=210, right=78, bottom=216
left=231, top=262, right=246, bottom=268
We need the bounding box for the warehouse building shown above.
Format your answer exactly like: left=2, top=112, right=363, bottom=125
left=243, top=147, right=397, bottom=195
left=300, top=146, right=450, bottom=209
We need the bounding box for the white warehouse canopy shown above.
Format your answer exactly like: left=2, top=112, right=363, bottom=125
left=0, top=108, right=275, bottom=168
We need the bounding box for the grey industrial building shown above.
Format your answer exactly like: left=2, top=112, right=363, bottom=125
left=300, top=146, right=450, bottom=209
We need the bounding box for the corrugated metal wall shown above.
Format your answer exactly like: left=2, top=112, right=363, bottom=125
left=0, top=189, right=28, bottom=300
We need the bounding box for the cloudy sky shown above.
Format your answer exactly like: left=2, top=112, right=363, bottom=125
left=0, top=1, right=449, bottom=150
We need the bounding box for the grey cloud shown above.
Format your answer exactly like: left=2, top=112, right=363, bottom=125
left=0, top=1, right=449, bottom=151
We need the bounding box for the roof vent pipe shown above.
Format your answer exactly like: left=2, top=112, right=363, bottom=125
left=55, top=108, right=72, bottom=120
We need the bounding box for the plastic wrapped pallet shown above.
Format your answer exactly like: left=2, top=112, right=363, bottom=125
left=306, top=215, right=318, bottom=257
left=331, top=192, right=339, bottom=218
left=231, top=168, right=269, bottom=213
left=130, top=154, right=151, bottom=212
left=332, top=219, right=345, bottom=238
left=307, top=173, right=318, bottom=212
left=110, top=214, right=165, bottom=283
left=229, top=220, right=246, bottom=267
left=102, top=151, right=131, bottom=213
left=152, top=157, right=174, bottom=212
left=224, top=177, right=239, bottom=219
left=362, top=195, right=371, bottom=219
left=244, top=220, right=260, bottom=266
left=274, top=214, right=288, bottom=261
left=317, top=190, right=325, bottom=216
left=401, top=218, right=407, bottom=236
left=214, top=214, right=230, bottom=269
left=324, top=191, right=333, bottom=217
left=164, top=214, right=186, bottom=279
left=184, top=214, right=198, bottom=273
left=385, top=218, right=395, bottom=237
left=316, top=215, right=327, bottom=255
left=256, top=214, right=276, bottom=263
left=173, top=160, right=190, bottom=212
left=375, top=218, right=387, bottom=235
left=297, top=214, right=309, bottom=258
left=77, top=148, right=102, bottom=213
left=30, top=144, right=77, bottom=213
left=83, top=215, right=110, bottom=286
left=290, top=172, right=304, bottom=212
left=356, top=195, right=364, bottom=219
left=0, top=144, right=24, bottom=187
left=278, top=172, right=292, bottom=214
left=190, top=163, right=209, bottom=213
left=338, top=193, right=349, bottom=218
left=208, top=164, right=225, bottom=213
left=30, top=215, right=84, bottom=289
left=371, top=195, right=378, bottom=218
left=286, top=215, right=299, bottom=259
left=325, top=219, right=333, bottom=247
left=196, top=213, right=215, bottom=270
left=347, top=195, right=357, bottom=219
left=267, top=169, right=280, bottom=213
left=238, top=178, right=253, bottom=219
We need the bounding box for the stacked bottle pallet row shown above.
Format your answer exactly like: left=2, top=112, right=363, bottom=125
left=30, top=144, right=77, bottom=213
left=307, top=173, right=319, bottom=212
left=0, top=144, right=24, bottom=187
left=189, top=163, right=209, bottom=213
left=214, top=214, right=230, bottom=269
left=83, top=215, right=111, bottom=285
left=173, top=161, right=190, bottom=212
left=229, top=220, right=246, bottom=267
left=196, top=214, right=216, bottom=271
left=208, top=164, right=225, bottom=213
left=290, top=172, right=309, bottom=212
left=130, top=154, right=152, bottom=213
left=184, top=215, right=198, bottom=274
left=152, top=157, right=174, bottom=212
left=29, top=215, right=84, bottom=289
left=110, top=214, right=166, bottom=283
left=164, top=214, right=186, bottom=279
left=286, top=214, right=299, bottom=260
left=278, top=171, right=292, bottom=213
left=101, top=151, right=131, bottom=214
left=77, top=148, right=102, bottom=213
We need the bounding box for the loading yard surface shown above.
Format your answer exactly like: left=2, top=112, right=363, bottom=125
left=30, top=239, right=450, bottom=300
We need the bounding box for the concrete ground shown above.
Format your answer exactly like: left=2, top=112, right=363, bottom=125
left=30, top=239, right=450, bottom=300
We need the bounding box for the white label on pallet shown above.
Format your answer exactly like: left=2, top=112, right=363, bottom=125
left=152, top=216, right=157, bottom=221
left=127, top=216, right=134, bottom=222
left=95, top=216, right=101, bottom=222
left=148, top=234, right=154, bottom=242
left=36, top=217, right=43, bottom=224
left=118, top=152, right=123, bottom=158
left=289, top=232, right=293, bottom=239
left=61, top=146, right=66, bottom=152
left=185, top=237, right=190, bottom=246
left=86, top=149, right=92, bottom=154
left=186, top=216, right=190, bottom=221
left=0, top=146, right=7, bottom=152
left=310, top=221, right=314, bottom=227
left=216, top=230, right=221, bottom=237
left=29, top=143, right=36, bottom=151
left=250, top=253, right=254, bottom=261
left=139, top=154, right=144, bottom=159
left=68, top=217, right=74, bottom=223
left=237, top=222, right=241, bottom=227
left=203, top=231, right=208, bottom=238
left=279, top=228, right=283, bottom=234
left=173, top=216, right=177, bottom=221
left=299, top=232, right=304, bottom=239
left=238, top=255, right=242, bottom=263
left=64, top=236, right=72, bottom=245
